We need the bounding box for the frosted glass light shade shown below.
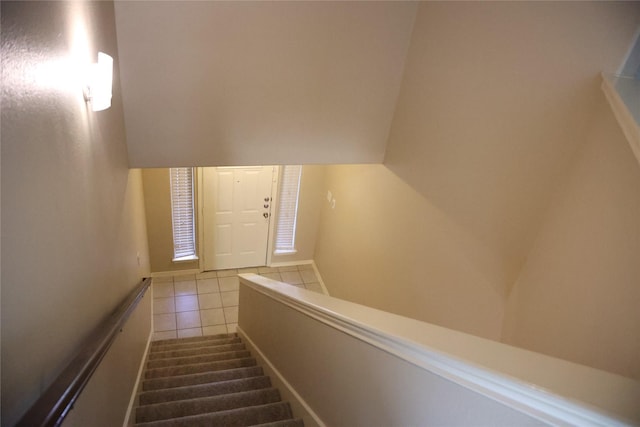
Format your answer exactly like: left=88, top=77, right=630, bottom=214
left=85, top=52, right=113, bottom=111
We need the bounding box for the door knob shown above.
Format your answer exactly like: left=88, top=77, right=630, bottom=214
left=263, top=212, right=269, bottom=218
left=264, top=204, right=269, bottom=208
left=264, top=197, right=270, bottom=202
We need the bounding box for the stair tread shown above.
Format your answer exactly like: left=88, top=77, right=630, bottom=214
left=136, top=388, right=282, bottom=423
left=135, top=402, right=295, bottom=427
left=150, top=337, right=242, bottom=353
left=136, top=335, right=302, bottom=426
left=151, top=333, right=237, bottom=347
left=139, top=376, right=272, bottom=405
left=143, top=366, right=264, bottom=391
left=147, top=350, right=252, bottom=369
left=148, top=342, right=246, bottom=360
left=145, top=357, right=257, bottom=380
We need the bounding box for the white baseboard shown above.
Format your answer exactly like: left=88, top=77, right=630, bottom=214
left=268, top=260, right=329, bottom=296
left=150, top=269, right=201, bottom=278
left=122, top=330, right=153, bottom=427
left=237, top=327, right=325, bottom=427
left=268, top=259, right=314, bottom=268
left=311, top=261, right=330, bottom=296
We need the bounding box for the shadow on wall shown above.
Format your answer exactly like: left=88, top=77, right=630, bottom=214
left=314, top=127, right=640, bottom=379
left=501, top=98, right=640, bottom=381
left=313, top=164, right=508, bottom=342
left=382, top=1, right=640, bottom=293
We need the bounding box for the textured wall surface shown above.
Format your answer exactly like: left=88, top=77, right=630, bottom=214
left=1, top=2, right=151, bottom=425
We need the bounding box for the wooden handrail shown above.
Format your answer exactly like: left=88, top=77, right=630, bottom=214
left=16, top=277, right=153, bottom=427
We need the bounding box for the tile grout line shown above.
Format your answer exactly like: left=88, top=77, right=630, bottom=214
left=152, top=263, right=323, bottom=340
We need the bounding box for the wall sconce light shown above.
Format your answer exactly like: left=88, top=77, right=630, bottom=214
left=84, top=52, right=113, bottom=111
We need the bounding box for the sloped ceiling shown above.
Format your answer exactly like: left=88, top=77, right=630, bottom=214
left=114, top=2, right=417, bottom=167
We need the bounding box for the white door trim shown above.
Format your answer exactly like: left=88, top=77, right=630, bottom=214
left=265, top=166, right=280, bottom=267
left=196, top=167, right=204, bottom=273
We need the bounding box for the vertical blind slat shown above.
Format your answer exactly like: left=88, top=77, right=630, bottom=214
left=275, top=165, right=302, bottom=251
left=170, top=167, right=196, bottom=259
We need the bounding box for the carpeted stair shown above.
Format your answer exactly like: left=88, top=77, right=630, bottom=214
left=134, top=333, right=304, bottom=426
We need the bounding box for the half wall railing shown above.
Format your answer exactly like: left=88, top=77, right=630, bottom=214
left=238, top=273, right=640, bottom=427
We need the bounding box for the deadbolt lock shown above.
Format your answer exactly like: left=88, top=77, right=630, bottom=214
left=263, top=212, right=269, bottom=218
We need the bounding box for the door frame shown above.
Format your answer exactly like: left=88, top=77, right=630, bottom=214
left=196, top=167, right=205, bottom=272
left=264, top=165, right=280, bottom=267
left=195, top=166, right=281, bottom=271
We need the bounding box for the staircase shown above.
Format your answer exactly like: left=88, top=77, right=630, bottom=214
left=134, top=333, right=304, bottom=426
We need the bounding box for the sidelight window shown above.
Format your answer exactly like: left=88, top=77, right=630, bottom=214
left=170, top=167, right=197, bottom=261
left=274, top=165, right=302, bottom=254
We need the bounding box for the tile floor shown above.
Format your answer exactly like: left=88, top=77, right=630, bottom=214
left=151, top=263, right=324, bottom=341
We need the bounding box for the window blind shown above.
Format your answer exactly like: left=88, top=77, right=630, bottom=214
left=170, top=167, right=196, bottom=260
left=275, top=165, right=302, bottom=253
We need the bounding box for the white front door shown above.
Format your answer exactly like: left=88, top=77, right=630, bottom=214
left=203, top=166, right=275, bottom=270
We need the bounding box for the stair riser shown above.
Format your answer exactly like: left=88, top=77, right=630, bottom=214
left=145, top=358, right=257, bottom=380
left=136, top=388, right=281, bottom=423
left=148, top=343, right=246, bottom=360
left=139, top=376, right=272, bottom=405
left=142, top=366, right=264, bottom=392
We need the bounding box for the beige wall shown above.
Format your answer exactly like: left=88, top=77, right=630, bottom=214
left=314, top=165, right=506, bottom=340
left=313, top=2, right=640, bottom=367
left=502, top=100, right=640, bottom=381
left=64, top=291, right=151, bottom=427
left=142, top=168, right=200, bottom=273
left=384, top=2, right=640, bottom=294
left=271, top=165, right=325, bottom=264
left=1, top=2, right=151, bottom=425
left=114, top=2, right=417, bottom=168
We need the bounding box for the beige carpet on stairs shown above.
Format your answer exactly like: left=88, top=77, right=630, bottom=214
left=134, top=333, right=304, bottom=427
